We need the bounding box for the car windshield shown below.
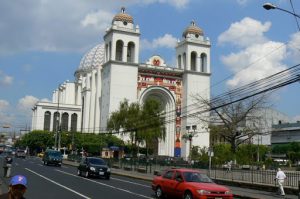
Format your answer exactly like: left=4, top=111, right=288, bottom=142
left=48, top=151, right=61, bottom=156
left=183, top=172, right=213, bottom=183
left=88, top=158, right=105, bottom=165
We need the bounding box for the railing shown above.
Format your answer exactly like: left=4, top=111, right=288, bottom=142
left=66, top=156, right=300, bottom=189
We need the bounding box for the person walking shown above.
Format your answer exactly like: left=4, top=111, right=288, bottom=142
left=275, top=168, right=286, bottom=196
left=0, top=175, right=27, bottom=199
left=3, top=154, right=13, bottom=178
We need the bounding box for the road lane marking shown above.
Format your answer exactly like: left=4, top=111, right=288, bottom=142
left=110, top=177, right=150, bottom=188
left=57, top=170, right=154, bottom=199
left=25, top=168, right=91, bottom=199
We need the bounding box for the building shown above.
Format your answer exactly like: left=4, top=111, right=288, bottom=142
left=271, top=121, right=300, bottom=145
left=31, top=8, right=211, bottom=158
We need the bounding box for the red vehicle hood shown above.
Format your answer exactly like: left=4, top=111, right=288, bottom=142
left=188, top=182, right=230, bottom=192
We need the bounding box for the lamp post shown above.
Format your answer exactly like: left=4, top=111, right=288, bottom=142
left=263, top=2, right=300, bottom=31
left=54, top=85, right=62, bottom=151
left=185, top=125, right=197, bottom=163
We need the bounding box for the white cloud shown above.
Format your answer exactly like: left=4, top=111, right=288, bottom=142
left=141, top=34, right=177, bottom=50
left=81, top=10, right=114, bottom=31
left=0, top=0, right=190, bottom=55
left=218, top=17, right=271, bottom=48
left=236, top=0, right=248, bottom=5
left=218, top=17, right=288, bottom=88
left=141, top=0, right=189, bottom=8
left=17, top=95, right=39, bottom=112
left=0, top=70, right=13, bottom=86
left=0, top=99, right=9, bottom=110
left=288, top=32, right=300, bottom=63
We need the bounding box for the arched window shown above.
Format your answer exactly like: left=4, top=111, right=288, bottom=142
left=178, top=55, right=182, bottom=68
left=127, top=42, right=135, bottom=63
left=183, top=53, right=186, bottom=69
left=109, top=42, right=112, bottom=60
left=116, top=40, right=124, bottom=61
left=201, top=53, right=207, bottom=72
left=71, top=113, right=78, bottom=132
left=191, top=52, right=197, bottom=71
left=61, top=112, right=69, bottom=132
left=44, top=111, right=51, bottom=131
left=53, top=112, right=60, bottom=132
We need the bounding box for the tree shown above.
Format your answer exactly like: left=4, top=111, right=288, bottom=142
left=194, top=94, right=268, bottom=155
left=107, top=98, right=165, bottom=157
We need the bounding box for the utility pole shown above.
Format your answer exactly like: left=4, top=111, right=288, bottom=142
left=54, top=85, right=61, bottom=150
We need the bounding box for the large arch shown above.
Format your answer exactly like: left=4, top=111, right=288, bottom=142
left=61, top=112, right=69, bottom=131
left=116, top=40, right=124, bottom=61
left=139, top=86, right=176, bottom=157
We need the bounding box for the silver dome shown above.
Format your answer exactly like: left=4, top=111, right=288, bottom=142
left=77, top=43, right=105, bottom=72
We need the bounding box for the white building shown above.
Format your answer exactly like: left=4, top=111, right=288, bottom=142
left=31, top=8, right=211, bottom=158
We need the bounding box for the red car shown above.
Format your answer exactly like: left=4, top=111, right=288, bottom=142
left=152, top=168, right=233, bottom=199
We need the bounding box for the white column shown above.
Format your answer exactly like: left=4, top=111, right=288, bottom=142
left=123, top=45, right=128, bottom=62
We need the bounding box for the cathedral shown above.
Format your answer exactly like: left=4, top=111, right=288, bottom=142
left=31, top=7, right=211, bottom=158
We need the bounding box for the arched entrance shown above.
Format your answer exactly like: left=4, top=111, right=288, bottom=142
left=139, top=86, right=176, bottom=157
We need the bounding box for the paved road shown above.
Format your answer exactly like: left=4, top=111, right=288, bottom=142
left=0, top=156, right=154, bottom=199
left=0, top=156, right=298, bottom=199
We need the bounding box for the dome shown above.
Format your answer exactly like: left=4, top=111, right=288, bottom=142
left=182, top=21, right=203, bottom=38
left=77, top=44, right=105, bottom=72
left=112, top=7, right=134, bottom=24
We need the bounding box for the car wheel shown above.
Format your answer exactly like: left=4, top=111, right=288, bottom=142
left=155, top=186, right=164, bottom=198
left=85, top=171, right=89, bottom=178
left=77, top=169, right=81, bottom=176
left=105, top=175, right=110, bottom=180
left=184, top=191, right=193, bottom=199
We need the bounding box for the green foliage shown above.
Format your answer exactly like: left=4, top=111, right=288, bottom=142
left=14, top=130, right=125, bottom=155
left=107, top=98, right=165, bottom=156
left=211, top=144, right=233, bottom=165
left=272, top=142, right=300, bottom=164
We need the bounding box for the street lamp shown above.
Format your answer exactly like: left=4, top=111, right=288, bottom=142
left=263, top=2, right=300, bottom=30
left=184, top=125, right=197, bottom=163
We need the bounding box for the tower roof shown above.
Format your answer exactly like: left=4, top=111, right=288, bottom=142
left=112, top=7, right=134, bottom=24
left=182, top=21, right=203, bottom=38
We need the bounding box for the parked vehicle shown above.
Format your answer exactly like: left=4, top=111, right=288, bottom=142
left=77, top=157, right=111, bottom=180
left=15, top=149, right=26, bottom=158
left=152, top=168, right=233, bottom=199
left=42, top=149, right=62, bottom=166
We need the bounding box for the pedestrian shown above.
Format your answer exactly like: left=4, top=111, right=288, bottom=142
left=0, top=175, right=27, bottom=199
left=275, top=168, right=286, bottom=196
left=3, top=154, right=13, bottom=178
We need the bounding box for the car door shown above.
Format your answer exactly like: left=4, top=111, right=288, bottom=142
left=161, top=170, right=175, bottom=197
left=172, top=171, right=185, bottom=197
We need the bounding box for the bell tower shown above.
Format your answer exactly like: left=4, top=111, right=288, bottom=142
left=176, top=21, right=211, bottom=159
left=100, top=7, right=140, bottom=130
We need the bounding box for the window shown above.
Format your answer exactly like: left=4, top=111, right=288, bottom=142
left=116, top=40, right=124, bottom=61
left=71, top=113, right=77, bottom=132
left=61, top=112, right=69, bottom=131
left=53, top=112, right=60, bottom=132
left=163, top=171, right=174, bottom=179
left=44, top=111, right=51, bottom=131
left=191, top=52, right=197, bottom=71
left=201, top=53, right=207, bottom=72
left=127, top=42, right=135, bottom=63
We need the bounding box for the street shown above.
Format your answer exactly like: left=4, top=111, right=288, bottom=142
left=0, top=156, right=154, bottom=199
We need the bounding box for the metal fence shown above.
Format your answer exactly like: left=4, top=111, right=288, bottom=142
left=67, top=156, right=300, bottom=189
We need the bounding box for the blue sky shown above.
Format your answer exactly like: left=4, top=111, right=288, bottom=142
left=0, top=0, right=300, bottom=132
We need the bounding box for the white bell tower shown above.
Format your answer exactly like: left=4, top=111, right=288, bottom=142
left=176, top=21, right=211, bottom=159
left=100, top=7, right=140, bottom=130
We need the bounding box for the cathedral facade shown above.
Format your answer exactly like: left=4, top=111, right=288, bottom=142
left=31, top=8, right=211, bottom=158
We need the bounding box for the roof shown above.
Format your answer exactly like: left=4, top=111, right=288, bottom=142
left=112, top=7, right=134, bottom=24
left=182, top=21, right=203, bottom=38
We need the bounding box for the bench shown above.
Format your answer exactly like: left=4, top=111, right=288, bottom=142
left=137, top=167, right=147, bottom=173
left=124, top=166, right=132, bottom=171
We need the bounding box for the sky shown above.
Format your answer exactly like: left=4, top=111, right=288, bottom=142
left=0, top=0, right=300, bottom=133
